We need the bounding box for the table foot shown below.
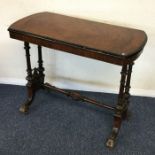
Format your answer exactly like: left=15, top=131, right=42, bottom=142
left=106, top=114, right=122, bottom=148
left=106, top=138, right=115, bottom=148
left=106, top=127, right=119, bottom=148
left=19, top=103, right=29, bottom=113
left=19, top=98, right=33, bottom=113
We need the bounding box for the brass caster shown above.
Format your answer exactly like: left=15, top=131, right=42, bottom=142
left=106, top=138, right=115, bottom=148
left=19, top=104, right=29, bottom=113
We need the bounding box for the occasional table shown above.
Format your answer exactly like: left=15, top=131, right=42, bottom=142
left=8, top=12, right=147, bottom=148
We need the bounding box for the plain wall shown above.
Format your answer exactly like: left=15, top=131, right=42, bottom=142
left=0, top=0, right=155, bottom=96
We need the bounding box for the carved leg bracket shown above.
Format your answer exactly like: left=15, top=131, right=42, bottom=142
left=20, top=42, right=134, bottom=149
left=19, top=43, right=45, bottom=113
left=106, top=63, right=134, bottom=148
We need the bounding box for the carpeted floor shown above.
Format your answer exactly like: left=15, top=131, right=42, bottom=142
left=0, top=84, right=154, bottom=155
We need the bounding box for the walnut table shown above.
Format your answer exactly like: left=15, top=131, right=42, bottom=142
left=8, top=12, right=147, bottom=148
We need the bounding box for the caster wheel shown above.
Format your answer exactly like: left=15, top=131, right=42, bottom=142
left=19, top=104, right=29, bottom=113
left=106, top=138, right=115, bottom=148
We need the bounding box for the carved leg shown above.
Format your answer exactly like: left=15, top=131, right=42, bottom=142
left=122, top=63, right=133, bottom=120
left=37, top=45, right=45, bottom=86
left=19, top=42, right=35, bottom=113
left=19, top=44, right=45, bottom=113
left=106, top=63, right=133, bottom=148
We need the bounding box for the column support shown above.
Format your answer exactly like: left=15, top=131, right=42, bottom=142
left=106, top=62, right=134, bottom=148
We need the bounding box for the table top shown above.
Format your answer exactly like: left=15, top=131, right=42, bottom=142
left=8, top=12, right=147, bottom=60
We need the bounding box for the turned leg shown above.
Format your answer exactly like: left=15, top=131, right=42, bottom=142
left=37, top=45, right=45, bottom=86
left=19, top=44, right=45, bottom=113
left=19, top=42, right=35, bottom=113
left=106, top=63, right=133, bottom=148
left=122, top=63, right=133, bottom=120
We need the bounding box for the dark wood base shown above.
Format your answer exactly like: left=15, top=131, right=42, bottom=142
left=20, top=42, right=134, bottom=148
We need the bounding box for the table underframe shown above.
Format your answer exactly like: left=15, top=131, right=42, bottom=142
left=19, top=41, right=133, bottom=148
